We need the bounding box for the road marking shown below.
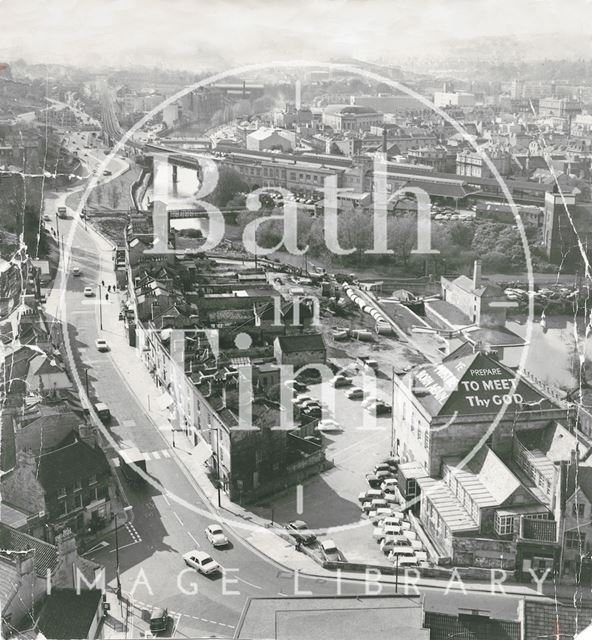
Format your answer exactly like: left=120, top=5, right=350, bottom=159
left=296, top=484, right=304, bottom=514
left=161, top=449, right=171, bottom=458
left=237, top=577, right=262, bottom=590
left=174, top=512, right=184, bottom=525
left=187, top=531, right=200, bottom=547
left=69, top=310, right=94, bottom=315
left=82, top=540, right=109, bottom=555
left=109, top=541, right=139, bottom=553
left=163, top=494, right=170, bottom=506
left=151, top=451, right=161, bottom=459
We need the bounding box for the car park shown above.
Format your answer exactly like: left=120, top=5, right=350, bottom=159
left=286, top=520, right=316, bottom=546
left=205, top=524, right=229, bottom=547
left=183, top=550, right=220, bottom=575
left=95, top=339, right=109, bottom=352
left=149, top=607, right=169, bottom=633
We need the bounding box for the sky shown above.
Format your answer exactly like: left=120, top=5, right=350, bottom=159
left=1, top=0, right=592, bottom=70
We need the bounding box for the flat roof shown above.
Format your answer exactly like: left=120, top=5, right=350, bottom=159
left=235, top=596, right=429, bottom=640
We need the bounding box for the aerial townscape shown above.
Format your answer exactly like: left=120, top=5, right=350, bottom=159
left=3, top=1, right=592, bottom=639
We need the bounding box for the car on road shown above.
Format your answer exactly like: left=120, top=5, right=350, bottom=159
left=183, top=550, right=220, bottom=575
left=320, top=539, right=342, bottom=562
left=149, top=607, right=169, bottom=633
left=95, top=339, right=109, bottom=352
left=94, top=402, right=111, bottom=422
left=43, top=214, right=51, bottom=222
left=72, top=267, right=81, bottom=277
left=345, top=386, right=364, bottom=400
left=83, top=286, right=94, bottom=297
left=205, top=524, right=229, bottom=547
left=103, top=169, right=112, bottom=176
left=315, top=418, right=342, bottom=432
left=286, top=520, right=316, bottom=546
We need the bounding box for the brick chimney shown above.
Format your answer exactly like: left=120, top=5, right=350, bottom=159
left=53, top=528, right=78, bottom=589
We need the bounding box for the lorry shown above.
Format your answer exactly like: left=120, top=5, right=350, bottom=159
left=57, top=206, right=67, bottom=219
left=119, top=447, right=147, bottom=486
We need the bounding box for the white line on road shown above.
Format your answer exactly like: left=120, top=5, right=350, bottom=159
left=237, top=577, right=262, bottom=590
left=109, top=541, right=139, bottom=553
left=187, top=531, right=200, bottom=547
left=174, top=512, right=184, bottom=526
left=163, top=494, right=170, bottom=506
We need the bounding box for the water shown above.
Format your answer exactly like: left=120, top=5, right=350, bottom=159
left=145, top=165, right=202, bottom=231
left=505, top=314, right=592, bottom=391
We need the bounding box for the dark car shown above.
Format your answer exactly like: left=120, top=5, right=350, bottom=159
left=149, top=607, right=169, bottom=633
left=286, top=520, right=317, bottom=546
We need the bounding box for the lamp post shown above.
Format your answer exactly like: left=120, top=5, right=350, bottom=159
left=84, top=367, right=90, bottom=397
left=215, top=428, right=222, bottom=508
left=114, top=505, right=133, bottom=600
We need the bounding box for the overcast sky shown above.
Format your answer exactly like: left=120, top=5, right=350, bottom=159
left=1, top=0, right=591, bottom=70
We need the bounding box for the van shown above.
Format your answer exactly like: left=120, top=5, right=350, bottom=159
left=94, top=402, right=111, bottom=422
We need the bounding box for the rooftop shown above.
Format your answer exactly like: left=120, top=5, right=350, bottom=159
left=37, top=589, right=103, bottom=640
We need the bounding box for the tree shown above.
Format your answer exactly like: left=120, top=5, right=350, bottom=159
left=209, top=168, right=249, bottom=208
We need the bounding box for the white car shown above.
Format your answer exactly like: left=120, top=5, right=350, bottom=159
left=361, top=396, right=378, bottom=409
left=182, top=550, right=220, bottom=575
left=346, top=386, right=364, bottom=400
left=315, top=419, right=342, bottom=432
left=72, top=267, right=81, bottom=277
left=95, top=339, right=109, bottom=352
left=83, top=286, right=94, bottom=297
left=205, top=524, right=229, bottom=547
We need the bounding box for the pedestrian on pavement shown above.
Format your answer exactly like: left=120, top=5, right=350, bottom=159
left=101, top=280, right=105, bottom=287
left=295, top=540, right=302, bottom=552
left=105, top=293, right=109, bottom=301
left=107, top=285, right=111, bottom=292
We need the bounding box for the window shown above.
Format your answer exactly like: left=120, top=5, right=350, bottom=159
left=73, top=480, right=82, bottom=492
left=495, top=513, right=515, bottom=536
left=573, top=503, right=586, bottom=518
left=88, top=474, right=97, bottom=485
left=566, top=531, right=586, bottom=549
left=57, top=487, right=67, bottom=499
left=58, top=500, right=67, bottom=516
left=73, top=494, right=82, bottom=509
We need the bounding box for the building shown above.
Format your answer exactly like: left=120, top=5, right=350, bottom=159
left=538, top=97, right=581, bottom=119
left=350, top=94, right=429, bottom=114
left=407, top=147, right=448, bottom=173
left=456, top=147, right=511, bottom=178
left=246, top=127, right=296, bottom=152
left=322, top=105, right=383, bottom=131
left=542, top=187, right=580, bottom=264
left=1, top=430, right=113, bottom=541
left=35, top=589, right=103, bottom=640
left=235, top=595, right=431, bottom=639
left=274, top=333, right=326, bottom=368
left=434, top=92, right=476, bottom=109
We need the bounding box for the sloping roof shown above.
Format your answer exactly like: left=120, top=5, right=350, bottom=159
left=37, top=434, right=110, bottom=493
left=37, top=589, right=102, bottom=640
left=276, top=333, right=326, bottom=354
left=0, top=558, right=19, bottom=611
left=409, top=351, right=558, bottom=417
left=0, top=523, right=57, bottom=576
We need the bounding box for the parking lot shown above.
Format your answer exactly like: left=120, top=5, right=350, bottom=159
left=251, top=368, right=406, bottom=566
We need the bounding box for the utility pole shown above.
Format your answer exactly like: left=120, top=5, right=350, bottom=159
left=216, top=428, right=222, bottom=508
left=390, top=366, right=396, bottom=456
left=85, top=367, right=89, bottom=396
left=115, top=512, right=122, bottom=599
left=394, top=552, right=399, bottom=593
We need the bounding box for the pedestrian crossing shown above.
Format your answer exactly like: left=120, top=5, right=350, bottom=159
left=112, top=448, right=172, bottom=466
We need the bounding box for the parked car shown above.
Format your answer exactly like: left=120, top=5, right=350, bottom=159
left=370, top=508, right=393, bottom=524
left=83, top=286, right=94, bottom=297
left=94, top=402, right=111, bottom=422
left=149, top=607, right=169, bottom=633
left=316, top=419, right=342, bottom=432
left=361, top=396, right=378, bottom=409
left=95, top=339, right=109, bottom=352
left=374, top=463, right=392, bottom=474
left=320, top=539, right=341, bottom=562
left=302, top=406, right=322, bottom=418
left=381, top=478, right=398, bottom=493
left=182, top=550, right=220, bottom=575
left=330, top=375, right=352, bottom=388
left=285, top=379, right=307, bottom=393
left=366, top=474, right=382, bottom=489
left=286, top=520, right=316, bottom=546
left=359, top=488, right=383, bottom=503
left=294, top=394, right=314, bottom=407
left=346, top=386, right=364, bottom=400
left=205, top=524, right=229, bottom=547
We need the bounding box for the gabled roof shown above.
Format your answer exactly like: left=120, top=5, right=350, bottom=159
left=276, top=333, right=326, bottom=354
left=0, top=523, right=57, bottom=576
left=409, top=351, right=558, bottom=417
left=37, top=433, right=110, bottom=493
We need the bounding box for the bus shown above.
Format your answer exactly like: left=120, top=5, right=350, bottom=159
left=119, top=448, right=147, bottom=486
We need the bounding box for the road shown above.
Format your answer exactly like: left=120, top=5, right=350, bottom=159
left=42, top=133, right=557, bottom=638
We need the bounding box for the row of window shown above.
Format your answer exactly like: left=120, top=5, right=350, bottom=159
left=57, top=475, right=97, bottom=498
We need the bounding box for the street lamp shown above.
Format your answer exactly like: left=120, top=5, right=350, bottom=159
left=84, top=366, right=90, bottom=397
left=114, top=505, right=133, bottom=600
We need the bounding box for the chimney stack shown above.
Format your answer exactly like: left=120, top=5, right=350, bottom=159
left=473, top=259, right=482, bottom=289
left=382, top=127, right=388, bottom=154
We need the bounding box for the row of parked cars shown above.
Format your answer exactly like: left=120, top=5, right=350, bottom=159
left=359, top=457, right=428, bottom=568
